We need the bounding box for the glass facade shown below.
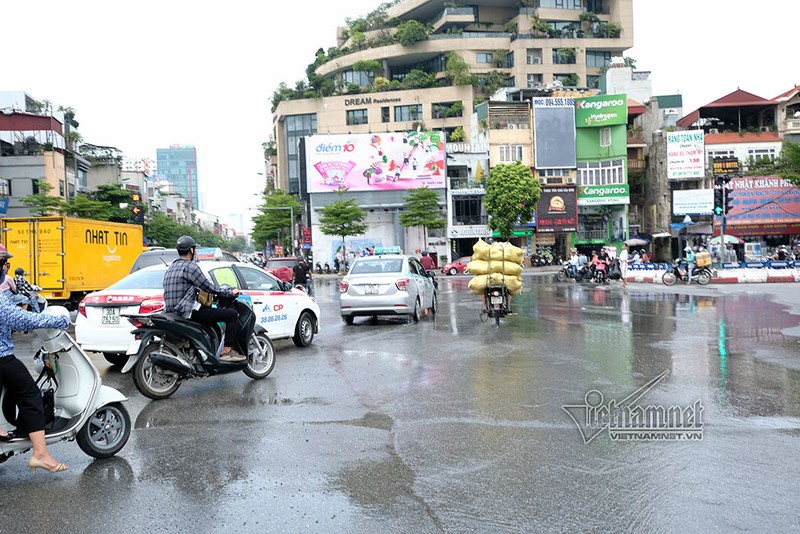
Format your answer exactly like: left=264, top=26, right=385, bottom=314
left=156, top=146, right=199, bottom=208
left=284, top=114, right=317, bottom=195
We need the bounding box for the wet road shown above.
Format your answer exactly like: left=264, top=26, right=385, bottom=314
left=2, top=274, right=800, bottom=533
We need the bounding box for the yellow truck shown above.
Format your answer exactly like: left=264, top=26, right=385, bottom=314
left=1, top=217, right=143, bottom=308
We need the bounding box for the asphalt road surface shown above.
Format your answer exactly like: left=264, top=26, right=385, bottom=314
left=2, top=273, right=800, bottom=533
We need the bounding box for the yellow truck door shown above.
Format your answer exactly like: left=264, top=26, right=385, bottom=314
left=2, top=218, right=66, bottom=297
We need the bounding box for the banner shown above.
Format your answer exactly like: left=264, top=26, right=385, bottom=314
left=305, top=131, right=445, bottom=193
left=574, top=94, right=628, bottom=127
left=535, top=186, right=578, bottom=233
left=534, top=98, right=576, bottom=169
left=718, top=175, right=800, bottom=235
left=577, top=184, right=630, bottom=206
left=666, top=130, right=705, bottom=179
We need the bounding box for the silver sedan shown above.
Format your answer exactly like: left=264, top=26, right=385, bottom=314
left=338, top=254, right=437, bottom=324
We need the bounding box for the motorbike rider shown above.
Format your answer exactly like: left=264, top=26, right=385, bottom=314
left=684, top=245, right=696, bottom=284
left=14, top=267, right=42, bottom=312
left=163, top=236, right=244, bottom=362
left=568, top=249, right=580, bottom=279
left=0, top=250, right=71, bottom=473
left=419, top=250, right=435, bottom=271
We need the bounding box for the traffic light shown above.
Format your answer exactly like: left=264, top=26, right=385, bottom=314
left=724, top=190, right=734, bottom=214
left=131, top=192, right=144, bottom=225
left=713, top=188, right=724, bottom=216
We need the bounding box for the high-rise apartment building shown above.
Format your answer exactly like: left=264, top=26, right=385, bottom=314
left=156, top=145, right=199, bottom=209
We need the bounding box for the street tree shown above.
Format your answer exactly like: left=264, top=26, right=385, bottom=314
left=61, top=195, right=113, bottom=219
left=399, top=187, right=445, bottom=250
left=91, top=184, right=140, bottom=223
left=251, top=189, right=302, bottom=254
left=484, top=162, right=541, bottom=240
left=318, top=187, right=368, bottom=268
left=21, top=180, right=66, bottom=216
left=747, top=140, right=800, bottom=185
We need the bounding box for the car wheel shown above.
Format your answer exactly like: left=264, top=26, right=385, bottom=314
left=430, top=291, right=437, bottom=315
left=408, top=299, right=421, bottom=323
left=343, top=315, right=354, bottom=325
left=103, top=353, right=129, bottom=367
left=292, top=311, right=315, bottom=347
left=449, top=267, right=458, bottom=276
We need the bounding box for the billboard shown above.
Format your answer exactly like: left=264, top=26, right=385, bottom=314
left=673, top=189, right=714, bottom=216
left=574, top=94, right=628, bottom=127
left=305, top=131, right=445, bottom=193
left=719, top=175, right=800, bottom=235
left=535, top=185, right=578, bottom=233
left=666, top=130, right=705, bottom=179
left=533, top=98, right=577, bottom=169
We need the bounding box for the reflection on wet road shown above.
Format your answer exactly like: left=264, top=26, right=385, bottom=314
left=2, top=275, right=799, bottom=533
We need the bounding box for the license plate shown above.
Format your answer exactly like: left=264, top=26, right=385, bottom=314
left=126, top=339, right=141, bottom=355
left=365, top=285, right=378, bottom=295
left=101, top=307, right=120, bottom=325
left=490, top=296, right=503, bottom=305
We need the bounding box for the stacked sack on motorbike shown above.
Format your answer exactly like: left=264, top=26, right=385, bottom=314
left=695, top=249, right=712, bottom=268
left=466, top=239, right=524, bottom=296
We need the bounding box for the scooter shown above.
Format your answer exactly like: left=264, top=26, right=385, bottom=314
left=592, top=262, right=609, bottom=285
left=315, top=262, right=323, bottom=275
left=556, top=263, right=592, bottom=283
left=324, top=262, right=332, bottom=274
left=121, top=293, right=276, bottom=400
left=480, top=285, right=510, bottom=326
left=662, top=260, right=712, bottom=286
left=0, top=306, right=132, bottom=464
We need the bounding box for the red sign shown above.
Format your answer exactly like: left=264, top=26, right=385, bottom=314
left=302, top=227, right=312, bottom=244
left=715, top=175, right=800, bottom=235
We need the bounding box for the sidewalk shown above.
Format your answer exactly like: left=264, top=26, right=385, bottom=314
left=626, top=266, right=800, bottom=284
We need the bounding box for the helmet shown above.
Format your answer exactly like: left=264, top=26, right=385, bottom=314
left=14, top=267, right=24, bottom=276
left=176, top=235, right=197, bottom=253
left=421, top=250, right=428, bottom=256
left=0, top=244, right=12, bottom=260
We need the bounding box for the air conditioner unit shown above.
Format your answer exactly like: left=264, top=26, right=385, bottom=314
left=709, top=128, right=719, bottom=134
left=566, top=176, right=576, bottom=184
left=760, top=126, right=770, bottom=132
left=533, top=57, right=541, bottom=64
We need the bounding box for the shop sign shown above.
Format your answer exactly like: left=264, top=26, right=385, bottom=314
left=574, top=94, right=628, bottom=127
left=577, top=184, right=630, bottom=206
left=448, top=226, right=492, bottom=238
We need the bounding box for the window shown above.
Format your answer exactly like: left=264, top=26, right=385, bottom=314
left=586, top=51, right=611, bottom=68
left=527, top=73, right=544, bottom=88
left=600, top=127, right=611, bottom=147
left=209, top=267, right=240, bottom=289
left=586, top=75, right=600, bottom=89
left=526, top=48, right=542, bottom=64
left=538, top=168, right=570, bottom=178
left=394, top=104, right=422, bottom=122
left=381, top=106, right=390, bottom=123
left=346, top=109, right=368, bottom=126
left=343, top=70, right=372, bottom=86
left=236, top=266, right=282, bottom=291
left=0, top=179, right=9, bottom=197
left=747, top=148, right=776, bottom=162
left=476, top=52, right=493, bottom=64
left=553, top=48, right=576, bottom=64
left=499, top=145, right=524, bottom=163
left=577, top=160, right=624, bottom=186
left=453, top=196, right=484, bottom=225
left=539, top=0, right=581, bottom=8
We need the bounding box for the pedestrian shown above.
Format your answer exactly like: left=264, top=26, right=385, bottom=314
left=618, top=243, right=630, bottom=288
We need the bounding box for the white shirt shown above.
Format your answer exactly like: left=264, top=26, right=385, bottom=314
left=619, top=249, right=629, bottom=263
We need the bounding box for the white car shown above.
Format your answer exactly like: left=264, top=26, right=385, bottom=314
left=76, top=261, right=320, bottom=366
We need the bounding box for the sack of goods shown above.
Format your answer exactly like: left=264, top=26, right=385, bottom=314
left=467, top=239, right=524, bottom=296
left=695, top=251, right=712, bottom=267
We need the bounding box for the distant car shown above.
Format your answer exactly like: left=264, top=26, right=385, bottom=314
left=129, top=247, right=239, bottom=273
left=441, top=256, right=471, bottom=276
left=338, top=254, right=436, bottom=325
left=76, top=261, right=320, bottom=366
left=263, top=256, right=301, bottom=282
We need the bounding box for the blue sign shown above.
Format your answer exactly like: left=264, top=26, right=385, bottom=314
left=0, top=197, right=8, bottom=215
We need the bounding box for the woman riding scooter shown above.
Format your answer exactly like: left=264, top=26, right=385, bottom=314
left=0, top=249, right=71, bottom=474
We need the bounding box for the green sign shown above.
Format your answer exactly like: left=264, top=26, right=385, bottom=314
left=575, top=94, right=628, bottom=127
left=492, top=230, right=533, bottom=237
left=577, top=184, right=630, bottom=206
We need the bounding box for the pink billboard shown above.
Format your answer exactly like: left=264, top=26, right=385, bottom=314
left=305, top=131, right=446, bottom=193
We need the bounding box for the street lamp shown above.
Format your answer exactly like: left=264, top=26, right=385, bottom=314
left=263, top=206, right=295, bottom=255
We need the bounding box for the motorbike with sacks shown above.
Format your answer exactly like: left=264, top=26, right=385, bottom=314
left=662, top=259, right=712, bottom=286
left=121, top=290, right=276, bottom=400
left=480, top=285, right=510, bottom=326
left=1, top=307, right=131, bottom=465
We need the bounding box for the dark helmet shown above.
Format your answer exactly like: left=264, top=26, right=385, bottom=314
left=14, top=267, right=24, bottom=276
left=421, top=250, right=428, bottom=256
left=176, top=235, right=197, bottom=253
left=0, top=244, right=12, bottom=261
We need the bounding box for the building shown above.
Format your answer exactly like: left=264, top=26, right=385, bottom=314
left=271, top=0, right=635, bottom=259
left=156, top=145, right=199, bottom=209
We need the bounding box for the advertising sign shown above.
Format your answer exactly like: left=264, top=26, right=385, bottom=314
left=305, top=131, right=446, bottom=193
left=712, top=156, right=740, bottom=176
left=673, top=189, right=714, bottom=215
left=535, top=185, right=578, bottom=233
left=717, top=175, right=800, bottom=235
left=577, top=184, right=630, bottom=206
left=574, top=94, right=628, bottom=127
left=666, top=130, right=705, bottom=179
left=533, top=98, right=577, bottom=169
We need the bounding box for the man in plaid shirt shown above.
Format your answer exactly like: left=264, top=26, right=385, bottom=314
left=163, top=236, right=244, bottom=362
left=10, top=268, right=41, bottom=312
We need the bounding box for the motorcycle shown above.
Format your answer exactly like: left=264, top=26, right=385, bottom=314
left=662, top=260, right=712, bottom=286
left=480, top=285, right=510, bottom=326
left=324, top=262, right=332, bottom=274
left=315, top=262, right=323, bottom=275
left=556, top=263, right=592, bottom=283
left=121, top=292, right=276, bottom=400
left=592, top=261, right=609, bottom=285
left=1, top=306, right=131, bottom=465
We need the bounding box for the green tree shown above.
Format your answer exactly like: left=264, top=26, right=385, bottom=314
left=484, top=162, right=541, bottom=240
left=61, top=194, right=113, bottom=219
left=747, top=140, right=800, bottom=185
left=445, top=51, right=473, bottom=86
left=251, top=190, right=302, bottom=254
left=91, top=184, right=139, bottom=222
left=318, top=187, right=369, bottom=267
left=394, top=20, right=429, bottom=46
left=399, top=187, right=446, bottom=248
left=21, top=180, right=66, bottom=216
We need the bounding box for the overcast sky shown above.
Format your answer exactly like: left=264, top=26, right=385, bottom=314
left=3, top=0, right=796, bottom=234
